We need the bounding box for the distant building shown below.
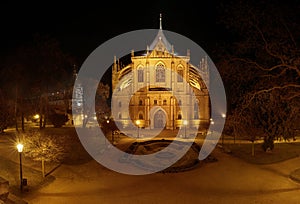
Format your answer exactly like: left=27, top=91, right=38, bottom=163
left=71, top=70, right=84, bottom=126
left=112, top=15, right=210, bottom=130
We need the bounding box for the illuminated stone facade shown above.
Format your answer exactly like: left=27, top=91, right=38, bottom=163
left=112, top=20, right=210, bottom=130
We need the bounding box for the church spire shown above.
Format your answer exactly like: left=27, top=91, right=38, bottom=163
left=159, top=13, right=162, bottom=30
left=149, top=13, right=172, bottom=52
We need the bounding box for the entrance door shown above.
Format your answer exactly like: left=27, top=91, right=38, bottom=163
left=154, top=110, right=166, bottom=128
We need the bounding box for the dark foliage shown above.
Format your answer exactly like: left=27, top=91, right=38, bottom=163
left=48, top=113, right=69, bottom=128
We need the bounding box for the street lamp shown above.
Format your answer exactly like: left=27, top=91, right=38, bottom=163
left=221, top=113, right=226, bottom=145
left=210, top=118, right=214, bottom=138
left=183, top=120, right=188, bottom=139
left=136, top=120, right=140, bottom=139
left=33, top=114, right=39, bottom=120
left=17, top=143, right=23, bottom=191
left=106, top=120, right=110, bottom=145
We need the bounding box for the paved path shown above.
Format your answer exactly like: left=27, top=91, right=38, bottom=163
left=23, top=141, right=300, bottom=204
left=1, top=130, right=300, bottom=204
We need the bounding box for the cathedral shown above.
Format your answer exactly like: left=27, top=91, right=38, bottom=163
left=111, top=15, right=210, bottom=130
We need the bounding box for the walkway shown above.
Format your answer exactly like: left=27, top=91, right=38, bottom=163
left=23, top=137, right=300, bottom=204
left=1, top=129, right=300, bottom=203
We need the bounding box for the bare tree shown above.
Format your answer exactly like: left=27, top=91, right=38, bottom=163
left=0, top=35, right=75, bottom=131
left=218, top=0, right=300, bottom=151
left=77, top=77, right=110, bottom=128
left=95, top=82, right=110, bottom=124
left=31, top=35, right=75, bottom=129
left=19, top=130, right=64, bottom=177
left=0, top=90, right=14, bottom=133
left=226, top=103, right=264, bottom=156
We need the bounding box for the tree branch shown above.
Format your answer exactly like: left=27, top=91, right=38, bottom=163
left=254, top=24, right=285, bottom=63
left=231, top=57, right=300, bottom=76
left=246, top=84, right=300, bottom=106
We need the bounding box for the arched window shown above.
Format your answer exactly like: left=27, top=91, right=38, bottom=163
left=139, top=113, right=144, bottom=119
left=178, top=99, right=182, bottom=106
left=163, top=99, right=167, bottom=105
left=178, top=113, right=182, bottom=120
left=194, top=100, right=199, bottom=119
left=138, top=68, right=144, bottom=82
left=177, top=69, right=183, bottom=82
left=118, top=101, right=122, bottom=108
left=139, top=99, right=143, bottom=105
left=118, top=113, right=122, bottom=119
left=156, top=64, right=165, bottom=82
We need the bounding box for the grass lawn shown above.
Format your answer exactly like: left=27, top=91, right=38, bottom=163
left=40, top=127, right=93, bottom=165
left=0, top=155, right=55, bottom=197
left=0, top=126, right=94, bottom=197
left=227, top=142, right=300, bottom=164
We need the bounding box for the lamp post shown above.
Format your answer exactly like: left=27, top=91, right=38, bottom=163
left=106, top=120, right=110, bottom=145
left=136, top=120, right=140, bottom=139
left=17, top=143, right=23, bottom=191
left=221, top=113, right=226, bottom=146
left=210, top=118, right=215, bottom=139
left=183, top=120, right=188, bottom=139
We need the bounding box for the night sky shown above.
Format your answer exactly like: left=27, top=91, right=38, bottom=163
left=2, top=0, right=297, bottom=78
left=0, top=1, right=228, bottom=64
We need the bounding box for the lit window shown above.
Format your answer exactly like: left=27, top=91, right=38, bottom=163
left=178, top=113, right=182, bottom=119
left=156, top=64, right=165, bottom=82
left=194, top=101, right=199, bottom=119
left=178, top=100, right=182, bottom=106
left=177, top=69, right=183, bottom=82
left=139, top=113, right=143, bottom=119
left=138, top=69, right=144, bottom=82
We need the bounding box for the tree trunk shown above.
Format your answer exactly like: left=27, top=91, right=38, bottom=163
left=251, top=141, right=255, bottom=156
left=39, top=96, right=43, bottom=129
left=21, top=112, right=25, bottom=132
left=263, top=136, right=274, bottom=152
left=233, top=134, right=236, bottom=144
left=19, top=96, right=25, bottom=132
left=43, top=115, right=46, bottom=128
left=43, top=93, right=48, bottom=128
left=15, top=85, right=19, bottom=132
left=39, top=115, right=43, bottom=129
left=42, top=158, right=45, bottom=178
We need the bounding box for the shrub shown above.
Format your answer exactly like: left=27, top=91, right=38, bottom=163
left=48, top=113, right=68, bottom=128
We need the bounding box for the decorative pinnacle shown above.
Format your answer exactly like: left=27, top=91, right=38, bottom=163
left=159, top=13, right=162, bottom=30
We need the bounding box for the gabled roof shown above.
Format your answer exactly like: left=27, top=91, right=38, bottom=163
left=149, top=29, right=172, bottom=52
left=149, top=14, right=172, bottom=53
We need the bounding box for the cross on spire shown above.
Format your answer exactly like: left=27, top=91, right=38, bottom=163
left=159, top=13, right=162, bottom=30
